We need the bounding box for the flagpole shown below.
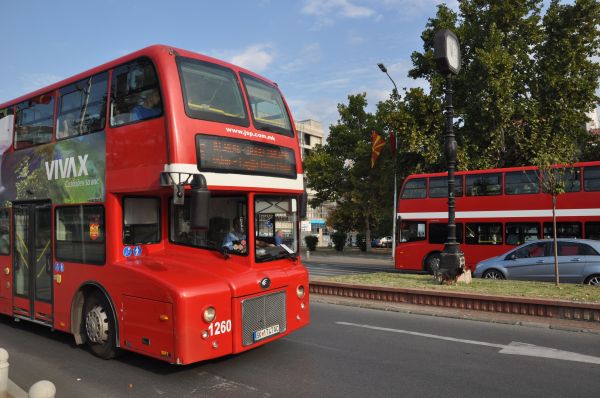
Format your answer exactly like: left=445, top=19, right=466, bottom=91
left=377, top=63, right=399, bottom=260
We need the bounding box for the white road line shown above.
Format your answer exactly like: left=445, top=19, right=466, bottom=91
left=337, top=322, right=600, bottom=365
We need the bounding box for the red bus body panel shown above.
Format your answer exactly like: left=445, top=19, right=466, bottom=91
left=395, top=162, right=600, bottom=271
left=0, top=45, right=309, bottom=364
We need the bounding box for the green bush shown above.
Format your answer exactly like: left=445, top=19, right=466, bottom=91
left=304, top=235, right=318, bottom=251
left=331, top=232, right=347, bottom=251
left=356, top=234, right=367, bottom=251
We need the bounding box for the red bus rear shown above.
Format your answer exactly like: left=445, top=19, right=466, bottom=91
left=395, top=162, right=600, bottom=272
left=0, top=45, right=309, bottom=364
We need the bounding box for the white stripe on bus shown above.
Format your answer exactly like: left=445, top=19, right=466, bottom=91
left=163, top=163, right=304, bottom=191
left=398, top=209, right=600, bottom=219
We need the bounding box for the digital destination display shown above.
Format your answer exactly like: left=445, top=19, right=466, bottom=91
left=196, top=135, right=297, bottom=179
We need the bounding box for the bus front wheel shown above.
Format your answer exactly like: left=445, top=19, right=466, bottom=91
left=424, top=253, right=441, bottom=275
left=83, top=292, right=119, bottom=359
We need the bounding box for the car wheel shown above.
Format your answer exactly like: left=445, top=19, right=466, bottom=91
left=424, top=253, right=441, bottom=275
left=482, top=269, right=505, bottom=280
left=584, top=274, right=600, bottom=286
left=83, top=292, right=119, bottom=359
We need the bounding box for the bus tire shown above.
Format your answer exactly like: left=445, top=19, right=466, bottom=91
left=83, top=292, right=119, bottom=359
left=424, top=253, right=441, bottom=275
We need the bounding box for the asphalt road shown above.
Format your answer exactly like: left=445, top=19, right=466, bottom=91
left=1, top=301, right=599, bottom=397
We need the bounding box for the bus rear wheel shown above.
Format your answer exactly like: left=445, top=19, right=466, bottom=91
left=83, top=292, right=119, bottom=359
left=424, top=253, right=441, bottom=275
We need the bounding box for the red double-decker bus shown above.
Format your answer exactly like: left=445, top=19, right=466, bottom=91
left=0, top=45, right=309, bottom=364
left=394, top=161, right=600, bottom=273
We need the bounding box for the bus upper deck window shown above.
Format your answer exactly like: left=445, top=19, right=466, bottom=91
left=110, top=58, right=163, bottom=127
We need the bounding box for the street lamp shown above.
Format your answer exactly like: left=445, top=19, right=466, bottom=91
left=377, top=62, right=398, bottom=260
left=433, top=29, right=466, bottom=281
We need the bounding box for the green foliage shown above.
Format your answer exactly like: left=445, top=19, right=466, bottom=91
left=303, top=94, right=392, bottom=250
left=304, top=235, right=318, bottom=251
left=331, top=231, right=347, bottom=251
left=408, top=0, right=600, bottom=169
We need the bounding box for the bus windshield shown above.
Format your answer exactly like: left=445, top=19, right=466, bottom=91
left=241, top=74, right=293, bottom=137
left=255, top=196, right=298, bottom=262
left=171, top=196, right=249, bottom=255
left=178, top=57, right=249, bottom=126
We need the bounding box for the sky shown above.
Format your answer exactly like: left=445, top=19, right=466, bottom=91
left=0, top=0, right=464, bottom=136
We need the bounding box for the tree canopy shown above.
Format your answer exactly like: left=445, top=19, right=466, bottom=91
left=303, top=0, right=600, bottom=238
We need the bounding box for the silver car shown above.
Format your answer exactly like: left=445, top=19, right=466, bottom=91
left=473, top=239, right=600, bottom=285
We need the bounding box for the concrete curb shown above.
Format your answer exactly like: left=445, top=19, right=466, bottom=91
left=309, top=281, right=600, bottom=325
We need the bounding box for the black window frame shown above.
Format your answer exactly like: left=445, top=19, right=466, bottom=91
left=110, top=57, right=163, bottom=128
left=176, top=56, right=249, bottom=127
left=429, top=176, right=464, bottom=198
left=465, top=222, right=503, bottom=245
left=401, top=178, right=427, bottom=199
left=56, top=71, right=109, bottom=140
left=399, top=220, right=427, bottom=242
left=504, top=171, right=540, bottom=195
left=240, top=72, right=294, bottom=138
left=14, top=92, right=55, bottom=150
left=55, top=205, right=106, bottom=265
left=505, top=222, right=540, bottom=246
left=584, top=166, right=600, bottom=192
left=542, top=167, right=581, bottom=193
left=466, top=173, right=502, bottom=197
left=585, top=222, right=600, bottom=240
left=428, top=222, right=464, bottom=244
left=543, top=222, right=582, bottom=239
left=0, top=208, right=10, bottom=256
left=122, top=197, right=161, bottom=245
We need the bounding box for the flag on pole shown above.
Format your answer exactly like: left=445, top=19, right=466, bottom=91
left=371, top=130, right=385, bottom=168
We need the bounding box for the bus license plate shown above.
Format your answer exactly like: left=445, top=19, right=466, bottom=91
left=253, top=325, right=280, bottom=342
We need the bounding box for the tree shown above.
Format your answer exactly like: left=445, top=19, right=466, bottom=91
left=303, top=94, right=392, bottom=252
left=408, top=0, right=600, bottom=169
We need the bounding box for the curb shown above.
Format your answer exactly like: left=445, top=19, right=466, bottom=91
left=309, top=281, right=600, bottom=324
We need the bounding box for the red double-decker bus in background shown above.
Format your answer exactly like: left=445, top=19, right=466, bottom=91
left=394, top=162, right=600, bottom=273
left=0, top=45, right=309, bottom=364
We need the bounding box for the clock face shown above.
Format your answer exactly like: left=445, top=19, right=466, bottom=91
left=446, top=36, right=460, bottom=71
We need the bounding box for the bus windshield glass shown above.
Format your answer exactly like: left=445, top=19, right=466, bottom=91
left=255, top=196, right=298, bottom=262
left=178, top=57, right=249, bottom=126
left=171, top=196, right=248, bottom=256
left=241, top=73, right=293, bottom=137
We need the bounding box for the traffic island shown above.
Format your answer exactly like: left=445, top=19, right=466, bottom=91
left=309, top=281, right=600, bottom=325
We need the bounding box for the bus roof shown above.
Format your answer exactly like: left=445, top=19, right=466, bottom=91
left=405, top=160, right=600, bottom=180
left=0, top=45, right=279, bottom=109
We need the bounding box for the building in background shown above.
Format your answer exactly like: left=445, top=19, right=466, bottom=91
left=295, top=119, right=334, bottom=247
left=587, top=108, right=600, bottom=139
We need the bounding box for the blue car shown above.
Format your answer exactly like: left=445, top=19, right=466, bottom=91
left=473, top=239, right=600, bottom=285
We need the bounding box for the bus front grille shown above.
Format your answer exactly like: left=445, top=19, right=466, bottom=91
left=241, top=291, right=287, bottom=346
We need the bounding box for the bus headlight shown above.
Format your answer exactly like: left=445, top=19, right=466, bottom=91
left=296, top=285, right=305, bottom=299
left=203, top=306, right=216, bottom=323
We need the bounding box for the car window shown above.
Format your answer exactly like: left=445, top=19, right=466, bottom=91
left=511, top=242, right=548, bottom=259
left=558, top=242, right=598, bottom=256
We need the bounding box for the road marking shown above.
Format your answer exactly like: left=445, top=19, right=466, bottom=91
left=337, top=322, right=600, bottom=365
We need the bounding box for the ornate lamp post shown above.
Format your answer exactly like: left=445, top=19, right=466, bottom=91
left=433, top=29, right=467, bottom=281
left=377, top=62, right=398, bottom=260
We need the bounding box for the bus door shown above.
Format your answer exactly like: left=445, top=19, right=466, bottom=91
left=12, top=202, right=53, bottom=325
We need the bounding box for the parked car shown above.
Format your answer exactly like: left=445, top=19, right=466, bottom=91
left=371, top=238, right=380, bottom=248
left=473, top=239, right=600, bottom=285
left=378, top=236, right=393, bottom=248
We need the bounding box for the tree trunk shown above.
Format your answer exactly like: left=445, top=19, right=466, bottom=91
left=364, top=210, right=371, bottom=253
left=552, top=195, right=559, bottom=286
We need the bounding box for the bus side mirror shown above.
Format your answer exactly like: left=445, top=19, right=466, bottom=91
left=298, top=191, right=308, bottom=219
left=190, top=175, right=210, bottom=230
